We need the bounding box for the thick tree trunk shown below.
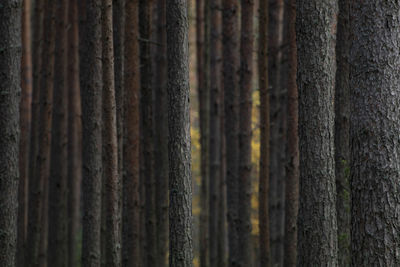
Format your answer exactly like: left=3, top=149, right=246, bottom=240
left=79, top=0, right=103, bottom=266
left=0, top=1, right=22, bottom=265
left=296, top=1, right=338, bottom=266
left=166, top=0, right=193, bottom=266
left=258, top=1, right=271, bottom=266
left=350, top=1, right=400, bottom=265
left=283, top=0, right=299, bottom=265
left=122, top=1, right=141, bottom=266
left=48, top=0, right=69, bottom=266
left=335, top=0, right=350, bottom=266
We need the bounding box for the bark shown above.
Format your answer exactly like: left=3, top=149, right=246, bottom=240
left=0, top=1, right=22, bottom=265
left=67, top=0, right=82, bottom=266
left=335, top=0, right=350, bottom=266
left=350, top=1, right=400, bottom=265
left=26, top=1, right=56, bottom=265
left=166, top=0, right=193, bottom=265
left=48, top=0, right=69, bottom=266
left=102, top=0, right=121, bottom=265
left=122, top=1, right=141, bottom=266
left=258, top=1, right=271, bottom=266
left=283, top=0, right=299, bottom=265
left=222, top=0, right=240, bottom=265
left=296, top=0, right=338, bottom=266
left=154, top=0, right=169, bottom=266
left=79, top=0, right=103, bottom=265
left=17, top=0, right=32, bottom=266
left=208, top=0, right=222, bottom=266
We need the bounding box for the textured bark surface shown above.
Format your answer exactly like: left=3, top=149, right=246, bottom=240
left=258, top=1, right=271, bottom=266
left=48, top=0, right=69, bottom=266
left=122, top=1, right=141, bottom=266
left=166, top=1, right=193, bottom=266
left=79, top=0, right=103, bottom=265
left=284, top=0, right=299, bottom=266
left=335, top=0, right=350, bottom=266
left=0, top=1, right=22, bottom=266
left=238, top=0, right=254, bottom=265
left=350, top=1, right=400, bottom=266
left=102, top=0, right=121, bottom=265
left=154, top=0, right=169, bottom=266
left=222, top=0, right=240, bottom=265
left=296, top=1, right=338, bottom=266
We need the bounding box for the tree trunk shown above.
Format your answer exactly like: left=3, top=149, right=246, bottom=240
left=335, top=0, right=350, bottom=266
left=283, top=0, right=299, bottom=265
left=296, top=0, right=338, bottom=266
left=0, top=1, right=22, bottom=265
left=350, top=1, right=400, bottom=265
left=79, top=0, right=103, bottom=265
left=222, top=0, right=240, bottom=265
left=122, top=0, right=141, bottom=266
left=48, top=0, right=69, bottom=266
left=167, top=0, right=193, bottom=266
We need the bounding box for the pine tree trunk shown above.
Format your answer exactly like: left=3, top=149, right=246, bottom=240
left=167, top=0, right=193, bottom=265
left=48, top=0, right=69, bottom=266
left=350, top=1, right=400, bottom=265
left=296, top=0, right=338, bottom=265
left=0, top=1, right=22, bottom=265
left=122, top=1, right=141, bottom=266
left=79, top=0, right=103, bottom=265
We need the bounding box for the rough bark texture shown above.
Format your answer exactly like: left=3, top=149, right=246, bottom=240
left=258, top=1, right=271, bottom=266
left=335, top=0, right=350, bottom=266
left=102, top=0, right=121, bottom=265
left=122, top=1, right=141, bottom=266
left=167, top=1, right=193, bottom=266
left=284, top=0, right=299, bottom=265
left=48, top=0, right=69, bottom=266
left=296, top=1, right=338, bottom=266
left=79, top=0, right=103, bottom=266
left=154, top=0, right=169, bottom=266
left=222, top=0, right=240, bottom=265
left=27, top=1, right=56, bottom=265
left=208, top=0, right=222, bottom=266
left=0, top=1, right=22, bottom=266
left=350, top=1, right=400, bottom=266
left=17, top=0, right=32, bottom=266
left=67, top=1, right=82, bottom=266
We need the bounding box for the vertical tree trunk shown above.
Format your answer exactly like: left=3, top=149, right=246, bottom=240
left=0, top=1, right=22, bottom=265
left=17, top=0, right=32, bottom=266
left=48, top=0, right=69, bottom=266
left=258, top=1, right=270, bottom=266
left=122, top=1, right=141, bottom=266
left=79, top=0, right=103, bottom=265
left=67, top=1, right=82, bottom=266
left=296, top=0, right=338, bottom=266
left=222, top=0, right=240, bottom=265
left=154, top=0, right=169, bottom=266
left=27, top=1, right=56, bottom=265
left=335, top=0, right=350, bottom=266
left=283, top=0, right=299, bottom=265
left=102, top=0, right=121, bottom=265
left=167, top=0, right=193, bottom=265
left=350, top=1, right=400, bottom=265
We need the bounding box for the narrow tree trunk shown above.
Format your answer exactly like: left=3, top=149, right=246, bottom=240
left=122, top=0, right=141, bottom=266
left=79, top=0, right=103, bottom=265
left=0, top=1, right=22, bottom=265
left=335, top=0, right=350, bottom=266
left=350, top=1, right=400, bottom=265
left=283, top=0, right=299, bottom=265
left=167, top=0, right=193, bottom=265
left=296, top=0, right=338, bottom=265
left=48, top=0, right=69, bottom=266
